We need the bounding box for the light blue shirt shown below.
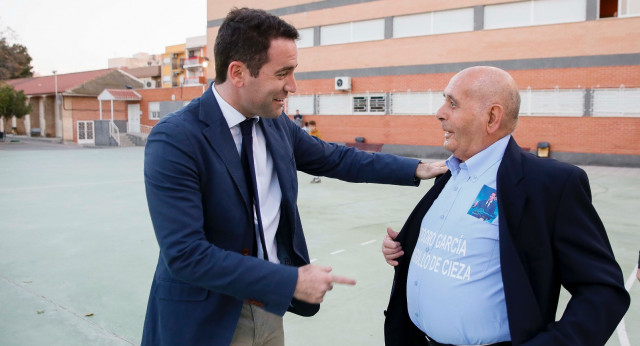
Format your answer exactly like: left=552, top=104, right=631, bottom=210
left=406, top=135, right=512, bottom=345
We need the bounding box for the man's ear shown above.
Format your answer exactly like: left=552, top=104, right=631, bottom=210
left=486, top=104, right=504, bottom=134
left=227, top=61, right=246, bottom=87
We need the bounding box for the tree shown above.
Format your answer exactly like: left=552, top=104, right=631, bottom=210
left=0, top=27, right=33, bottom=80
left=0, top=82, right=31, bottom=137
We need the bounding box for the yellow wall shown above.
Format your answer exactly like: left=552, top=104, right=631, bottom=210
left=162, top=44, right=186, bottom=88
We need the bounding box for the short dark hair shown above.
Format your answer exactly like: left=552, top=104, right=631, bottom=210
left=214, top=8, right=299, bottom=84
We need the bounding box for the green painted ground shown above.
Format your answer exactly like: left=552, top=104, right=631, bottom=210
left=0, top=140, right=637, bottom=345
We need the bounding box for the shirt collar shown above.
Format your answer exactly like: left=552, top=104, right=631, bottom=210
left=211, top=83, right=260, bottom=128
left=446, top=135, right=511, bottom=179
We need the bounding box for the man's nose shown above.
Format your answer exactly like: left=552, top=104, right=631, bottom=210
left=436, top=103, right=446, bottom=121
left=285, top=74, right=297, bottom=93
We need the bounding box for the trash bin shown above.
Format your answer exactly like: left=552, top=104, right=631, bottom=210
left=537, top=142, right=550, bottom=158
left=31, top=128, right=41, bottom=137
left=355, top=137, right=365, bottom=143
left=0, top=132, right=4, bottom=142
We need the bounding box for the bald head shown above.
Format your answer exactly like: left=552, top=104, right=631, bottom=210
left=453, top=66, right=520, bottom=134
left=437, top=66, right=521, bottom=161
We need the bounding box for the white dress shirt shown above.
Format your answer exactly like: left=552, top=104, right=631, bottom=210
left=212, top=85, right=282, bottom=264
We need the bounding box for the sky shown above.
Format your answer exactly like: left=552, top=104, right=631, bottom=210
left=0, top=0, right=207, bottom=76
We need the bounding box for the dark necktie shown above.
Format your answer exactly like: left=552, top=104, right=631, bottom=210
left=240, top=119, right=269, bottom=261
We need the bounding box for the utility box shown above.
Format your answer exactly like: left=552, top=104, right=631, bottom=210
left=537, top=142, right=550, bottom=158
left=335, top=77, right=351, bottom=91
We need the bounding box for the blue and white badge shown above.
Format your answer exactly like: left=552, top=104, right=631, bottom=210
left=467, top=185, right=498, bottom=223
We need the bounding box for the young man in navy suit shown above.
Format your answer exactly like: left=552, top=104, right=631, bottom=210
left=382, top=66, right=629, bottom=346
left=141, top=7, right=446, bottom=346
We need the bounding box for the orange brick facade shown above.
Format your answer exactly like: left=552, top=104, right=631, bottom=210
left=137, top=86, right=205, bottom=127
left=216, top=1, right=640, bottom=164
left=293, top=114, right=640, bottom=156
left=290, top=65, right=640, bottom=156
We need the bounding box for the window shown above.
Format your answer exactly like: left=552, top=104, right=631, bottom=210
left=77, top=121, right=94, bottom=144
left=352, top=94, right=386, bottom=114
left=433, top=8, right=475, bottom=34
left=369, top=96, right=386, bottom=112
left=592, top=87, right=640, bottom=117
left=620, top=0, right=640, bottom=16
left=485, top=0, right=586, bottom=30
left=321, top=19, right=385, bottom=46
left=318, top=94, right=351, bottom=115
left=519, top=88, right=585, bottom=116
left=287, top=95, right=315, bottom=114
left=390, top=91, right=444, bottom=115
left=394, top=13, right=431, bottom=38
left=297, top=28, right=315, bottom=48
left=353, top=96, right=368, bottom=113
left=149, top=102, right=161, bottom=120
left=600, top=0, right=618, bottom=17
left=393, top=8, right=474, bottom=38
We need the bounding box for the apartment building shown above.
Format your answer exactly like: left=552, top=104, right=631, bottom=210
left=161, top=43, right=187, bottom=88
left=183, top=35, right=209, bottom=86
left=161, top=36, right=209, bottom=88
left=207, top=0, right=640, bottom=166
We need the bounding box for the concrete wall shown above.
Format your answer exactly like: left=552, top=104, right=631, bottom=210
left=94, top=120, right=127, bottom=146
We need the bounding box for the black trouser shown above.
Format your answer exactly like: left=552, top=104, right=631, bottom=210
left=424, top=334, right=511, bottom=346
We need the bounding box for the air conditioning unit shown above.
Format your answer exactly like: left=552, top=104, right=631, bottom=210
left=335, top=76, right=351, bottom=91
left=143, top=80, right=156, bottom=89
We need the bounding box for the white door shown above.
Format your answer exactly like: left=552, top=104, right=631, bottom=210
left=128, top=104, right=141, bottom=133
left=77, top=121, right=94, bottom=144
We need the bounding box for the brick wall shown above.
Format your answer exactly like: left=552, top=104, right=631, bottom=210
left=70, top=97, right=127, bottom=142
left=293, top=114, right=640, bottom=156
left=137, top=86, right=205, bottom=127
left=294, top=65, right=640, bottom=94
left=288, top=64, right=640, bottom=156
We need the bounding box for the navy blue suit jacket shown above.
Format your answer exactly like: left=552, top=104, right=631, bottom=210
left=141, top=85, right=421, bottom=345
left=384, top=138, right=630, bottom=346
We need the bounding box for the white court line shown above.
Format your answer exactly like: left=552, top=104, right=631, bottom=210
left=310, top=258, right=317, bottom=263
left=624, top=266, right=637, bottom=291
left=330, top=249, right=345, bottom=255
left=1, top=275, right=134, bottom=344
left=360, top=239, right=376, bottom=246
left=615, top=266, right=636, bottom=346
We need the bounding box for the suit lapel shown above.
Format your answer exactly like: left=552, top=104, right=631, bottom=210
left=259, top=118, right=293, bottom=205
left=199, top=85, right=251, bottom=207
left=497, top=137, right=526, bottom=240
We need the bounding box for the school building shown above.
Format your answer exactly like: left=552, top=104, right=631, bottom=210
left=207, top=0, right=640, bottom=166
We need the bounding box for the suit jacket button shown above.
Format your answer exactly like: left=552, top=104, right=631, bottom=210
left=241, top=248, right=250, bottom=256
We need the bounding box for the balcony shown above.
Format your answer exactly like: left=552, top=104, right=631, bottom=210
left=183, top=76, right=207, bottom=86
left=183, top=56, right=208, bottom=69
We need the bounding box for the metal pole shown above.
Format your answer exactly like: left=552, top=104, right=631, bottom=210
left=53, top=70, right=61, bottom=140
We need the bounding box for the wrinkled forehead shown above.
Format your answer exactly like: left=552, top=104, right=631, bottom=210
left=444, top=71, right=476, bottom=99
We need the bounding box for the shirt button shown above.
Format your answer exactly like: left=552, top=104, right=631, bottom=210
left=440, top=215, right=445, bottom=219
left=453, top=186, right=458, bottom=191
left=414, top=280, right=419, bottom=286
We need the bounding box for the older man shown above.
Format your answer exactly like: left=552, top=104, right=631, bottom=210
left=382, top=66, right=629, bottom=346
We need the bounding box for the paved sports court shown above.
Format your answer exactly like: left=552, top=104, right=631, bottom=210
left=1, top=137, right=638, bottom=345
